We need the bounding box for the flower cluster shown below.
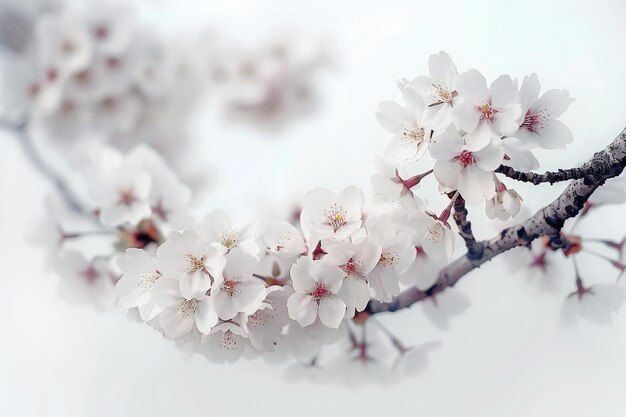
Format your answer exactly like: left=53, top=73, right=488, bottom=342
left=205, top=29, right=330, bottom=129
left=34, top=145, right=194, bottom=309
left=109, top=51, right=582, bottom=363
left=375, top=51, right=574, bottom=218
left=32, top=49, right=626, bottom=372
left=0, top=1, right=203, bottom=157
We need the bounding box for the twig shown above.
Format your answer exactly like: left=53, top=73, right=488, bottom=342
left=0, top=117, right=88, bottom=214
left=452, top=196, right=483, bottom=260
left=495, top=151, right=620, bottom=185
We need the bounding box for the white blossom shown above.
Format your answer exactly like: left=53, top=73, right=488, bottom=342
left=300, top=186, right=364, bottom=242
left=407, top=50, right=459, bottom=130
left=453, top=69, right=521, bottom=145
left=512, top=73, right=575, bottom=149
left=263, top=220, right=307, bottom=258
left=376, top=83, right=429, bottom=162
left=115, top=248, right=163, bottom=321
left=485, top=185, right=523, bottom=221
left=430, top=126, right=504, bottom=205
left=287, top=257, right=346, bottom=328
left=211, top=248, right=266, bottom=320
left=323, top=238, right=382, bottom=317
left=156, top=229, right=227, bottom=299
left=195, top=209, right=259, bottom=255
left=151, top=277, right=218, bottom=339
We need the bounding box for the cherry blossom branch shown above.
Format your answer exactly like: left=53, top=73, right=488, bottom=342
left=452, top=196, right=482, bottom=260
left=366, top=126, right=626, bottom=315
left=494, top=154, right=619, bottom=185
left=0, top=117, right=87, bottom=214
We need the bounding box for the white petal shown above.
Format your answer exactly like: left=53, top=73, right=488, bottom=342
left=452, top=99, right=480, bottom=133
left=318, top=297, right=347, bottom=328
left=455, top=69, right=489, bottom=103
left=195, top=298, right=218, bottom=334
left=475, top=139, right=504, bottom=171
left=519, top=73, right=540, bottom=113
left=434, top=160, right=461, bottom=189
left=376, top=100, right=410, bottom=133
left=532, top=89, right=574, bottom=118
left=534, top=119, right=574, bottom=149
left=287, top=292, right=318, bottom=327
left=490, top=74, right=518, bottom=110
left=159, top=306, right=194, bottom=339
left=501, top=137, right=540, bottom=171
left=180, top=271, right=210, bottom=299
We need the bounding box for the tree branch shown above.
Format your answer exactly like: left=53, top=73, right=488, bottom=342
left=0, top=117, right=88, bottom=214
left=366, top=127, right=626, bottom=315
left=452, top=196, right=483, bottom=260
left=495, top=150, right=620, bottom=185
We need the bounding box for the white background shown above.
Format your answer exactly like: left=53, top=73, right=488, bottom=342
left=2, top=0, right=626, bottom=416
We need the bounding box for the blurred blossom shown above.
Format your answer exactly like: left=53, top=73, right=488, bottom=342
left=205, top=29, right=331, bottom=129
left=561, top=283, right=626, bottom=326
left=0, top=0, right=205, bottom=166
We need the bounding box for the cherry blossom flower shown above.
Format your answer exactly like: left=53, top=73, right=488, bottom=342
left=500, top=136, right=540, bottom=172
left=485, top=182, right=522, bottom=221
left=201, top=319, right=251, bottom=363
left=90, top=149, right=152, bottom=226
left=115, top=248, right=163, bottom=321
left=407, top=50, right=459, bottom=130
left=125, top=145, right=193, bottom=230
left=51, top=250, right=116, bottom=309
left=370, top=157, right=429, bottom=203
left=34, top=13, right=93, bottom=76
left=211, top=248, right=266, bottom=320
left=263, top=220, right=308, bottom=258
left=323, top=238, right=382, bottom=317
left=430, top=126, right=504, bottom=205
left=195, top=209, right=259, bottom=255
left=151, top=277, right=218, bottom=338
left=512, top=73, right=575, bottom=149
left=242, top=286, right=292, bottom=352
left=367, top=215, right=416, bottom=302
left=300, top=186, right=364, bottom=242
left=453, top=69, right=521, bottom=144
left=412, top=213, right=455, bottom=261
left=156, top=229, right=227, bottom=299
left=287, top=257, right=346, bottom=328
left=397, top=214, right=448, bottom=290
left=399, top=247, right=441, bottom=291
left=376, top=83, right=429, bottom=162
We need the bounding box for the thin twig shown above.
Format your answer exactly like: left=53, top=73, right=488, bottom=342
left=0, top=117, right=88, bottom=214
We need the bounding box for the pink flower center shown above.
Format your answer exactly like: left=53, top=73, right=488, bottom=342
left=81, top=266, right=99, bottom=284
left=222, top=279, right=239, bottom=296
left=309, top=283, right=330, bottom=301
left=343, top=258, right=359, bottom=276
left=521, top=109, right=544, bottom=133
left=478, top=102, right=496, bottom=121
left=118, top=190, right=136, bottom=206
left=323, top=204, right=347, bottom=232
left=458, top=150, right=475, bottom=167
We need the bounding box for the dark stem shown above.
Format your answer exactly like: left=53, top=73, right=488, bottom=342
left=452, top=196, right=483, bottom=260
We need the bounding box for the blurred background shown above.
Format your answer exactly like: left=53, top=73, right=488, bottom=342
left=1, top=0, right=626, bottom=416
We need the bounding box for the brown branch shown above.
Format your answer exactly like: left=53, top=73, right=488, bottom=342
left=452, top=196, right=483, bottom=260
left=495, top=150, right=620, bottom=185
left=366, top=127, right=626, bottom=315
